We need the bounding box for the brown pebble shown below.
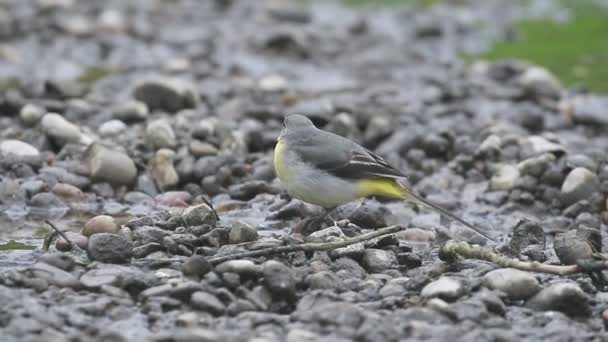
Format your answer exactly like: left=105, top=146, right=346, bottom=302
left=82, top=215, right=119, bottom=237
left=56, top=232, right=88, bottom=251
left=155, top=191, right=192, bottom=207
left=51, top=183, right=84, bottom=198
left=182, top=255, right=211, bottom=278
left=396, top=228, right=436, bottom=242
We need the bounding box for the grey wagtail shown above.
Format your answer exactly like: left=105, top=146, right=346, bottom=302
left=274, top=114, right=493, bottom=241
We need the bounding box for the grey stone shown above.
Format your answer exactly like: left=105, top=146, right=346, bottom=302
left=29, top=262, right=80, bottom=288
left=262, top=260, right=296, bottom=300
left=0, top=140, right=39, bottom=158
left=361, top=249, right=396, bottom=273
left=41, top=113, right=92, bottom=146
left=83, top=143, right=137, bottom=185
left=114, top=100, right=149, bottom=121
left=145, top=119, right=177, bottom=150
left=561, top=167, right=599, bottom=205
left=421, top=277, right=464, bottom=301
left=526, top=282, right=590, bottom=317
left=98, top=119, right=127, bottom=136
left=347, top=200, right=390, bottom=229
left=305, top=226, right=346, bottom=243
left=182, top=255, right=211, bottom=278
left=229, top=220, right=258, bottom=244
left=214, top=259, right=260, bottom=275
left=482, top=268, right=541, bottom=300
left=19, top=103, right=46, bottom=126
left=87, top=233, right=132, bottom=263
left=489, top=164, right=520, bottom=191
left=133, top=77, right=196, bottom=113
left=190, top=291, right=225, bottom=315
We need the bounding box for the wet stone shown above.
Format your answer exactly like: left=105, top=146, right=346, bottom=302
left=361, top=249, right=396, bottom=273
left=482, top=268, right=541, bottom=300
left=526, top=282, right=591, bottom=317
left=229, top=220, right=259, bottom=244
left=182, top=255, right=212, bottom=278
left=262, top=260, right=296, bottom=300
left=87, top=233, right=132, bottom=264
left=190, top=291, right=226, bottom=315
left=421, top=277, right=465, bottom=302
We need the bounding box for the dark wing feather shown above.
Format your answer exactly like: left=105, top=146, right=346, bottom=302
left=325, top=148, right=406, bottom=179
left=290, top=129, right=406, bottom=180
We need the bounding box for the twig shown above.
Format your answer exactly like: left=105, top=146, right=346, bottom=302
left=44, top=220, right=73, bottom=249
left=438, top=240, right=608, bottom=276
left=209, top=225, right=404, bottom=265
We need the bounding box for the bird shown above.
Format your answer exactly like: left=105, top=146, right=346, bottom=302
left=273, top=113, right=493, bottom=241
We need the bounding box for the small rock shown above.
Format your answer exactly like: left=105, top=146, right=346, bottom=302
left=521, top=136, right=566, bottom=158
left=568, top=95, right=608, bottom=127
left=133, top=77, right=196, bottom=113
left=38, top=253, right=75, bottom=271
left=156, top=191, right=191, bottom=207
left=347, top=200, right=389, bottom=229
left=190, top=291, right=225, bottom=315
left=29, top=262, right=81, bottom=288
left=259, top=74, right=288, bottom=92
left=503, top=219, right=545, bottom=256
left=55, top=232, right=88, bottom=251
left=561, top=167, right=599, bottom=205
left=518, top=153, right=555, bottom=177
left=189, top=140, right=218, bottom=157
left=87, top=233, right=132, bottom=264
left=82, top=215, right=119, bottom=237
left=518, top=65, right=562, bottom=98
left=214, top=259, right=260, bottom=276
left=19, top=104, right=46, bottom=126
left=421, top=277, right=464, bottom=301
left=305, top=226, right=346, bottom=243
left=229, top=221, right=258, bottom=244
left=150, top=149, right=179, bottom=190
left=566, top=154, right=597, bottom=172
left=51, top=183, right=84, bottom=199
left=98, top=119, right=127, bottom=136
left=482, top=268, right=541, bottom=300
left=97, top=9, right=126, bottom=32
left=182, top=255, right=211, bottom=278
left=0, top=139, right=40, bottom=158
left=41, top=113, right=92, bottom=146
left=174, top=203, right=218, bottom=226
left=83, top=143, right=137, bottom=185
left=526, top=282, right=590, bottom=317
left=262, top=260, right=296, bottom=300
left=113, top=100, right=149, bottom=121
left=477, top=134, right=501, bottom=157
left=553, top=229, right=596, bottom=265
left=489, top=164, right=520, bottom=191
left=145, top=119, right=177, bottom=149
left=361, top=249, right=396, bottom=273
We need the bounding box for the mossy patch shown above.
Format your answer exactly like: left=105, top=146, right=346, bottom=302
left=78, top=66, right=114, bottom=85
left=0, top=240, right=36, bottom=251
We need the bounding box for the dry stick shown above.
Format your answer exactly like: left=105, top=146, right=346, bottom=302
left=44, top=220, right=73, bottom=249
left=439, top=240, right=608, bottom=276
left=209, top=225, right=404, bottom=265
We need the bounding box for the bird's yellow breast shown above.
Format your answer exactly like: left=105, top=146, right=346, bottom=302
left=274, top=140, right=288, bottom=182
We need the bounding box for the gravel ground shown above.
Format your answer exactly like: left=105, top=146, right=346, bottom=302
left=1, top=0, right=608, bottom=341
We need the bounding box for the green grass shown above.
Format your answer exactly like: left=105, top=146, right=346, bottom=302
left=77, top=66, right=114, bottom=85
left=479, top=1, right=608, bottom=93
left=0, top=240, right=36, bottom=251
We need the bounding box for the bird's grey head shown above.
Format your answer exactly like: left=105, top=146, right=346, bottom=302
left=278, top=114, right=316, bottom=142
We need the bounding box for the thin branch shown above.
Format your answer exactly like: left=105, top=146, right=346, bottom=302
left=44, top=220, right=73, bottom=249
left=439, top=240, right=604, bottom=276
left=209, top=225, right=404, bottom=265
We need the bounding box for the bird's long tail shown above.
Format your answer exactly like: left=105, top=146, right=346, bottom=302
left=400, top=184, right=494, bottom=242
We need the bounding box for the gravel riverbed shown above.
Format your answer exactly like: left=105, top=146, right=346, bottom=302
left=1, top=0, right=608, bottom=341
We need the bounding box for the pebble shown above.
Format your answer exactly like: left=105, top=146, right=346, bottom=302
left=521, top=136, right=566, bottom=158
left=0, top=140, right=40, bottom=158
left=361, top=249, right=396, bottom=273
left=262, top=260, right=296, bottom=300
left=98, top=119, right=127, bottom=136
left=19, top=103, right=46, bottom=126
left=51, top=183, right=84, bottom=199
left=40, top=113, right=92, bottom=146
left=568, top=95, right=608, bottom=126
left=482, top=268, right=541, bottom=300
left=55, top=232, right=88, bottom=251
left=553, top=230, right=595, bottom=265
left=29, top=262, right=81, bottom=288
left=561, top=167, right=599, bottom=205
left=133, top=77, right=197, bottom=113
left=526, top=282, right=590, bottom=317
left=229, top=220, right=259, bottom=244
left=150, top=149, right=179, bottom=190
left=156, top=191, right=191, bottom=207
left=87, top=233, right=132, bottom=264
left=421, top=277, right=465, bottom=301
left=83, top=143, right=137, bottom=185
left=347, top=200, right=389, bottom=229
left=215, top=260, right=260, bottom=276
left=259, top=74, right=288, bottom=92
left=182, top=255, right=211, bottom=278
left=113, top=100, right=149, bottom=121
left=477, top=134, right=501, bottom=157
left=305, top=226, right=346, bottom=243
left=190, top=291, right=226, bottom=315
left=518, top=65, right=562, bottom=98
left=189, top=140, right=218, bottom=157
left=489, top=164, right=520, bottom=191
left=82, top=215, right=119, bottom=237
left=145, top=119, right=177, bottom=150
left=517, top=153, right=555, bottom=177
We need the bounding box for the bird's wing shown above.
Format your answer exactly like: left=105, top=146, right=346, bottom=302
left=292, top=131, right=406, bottom=180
